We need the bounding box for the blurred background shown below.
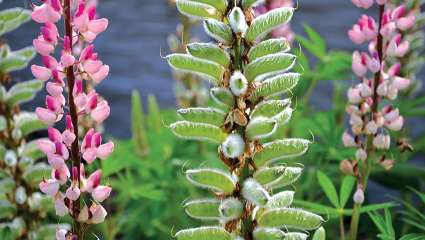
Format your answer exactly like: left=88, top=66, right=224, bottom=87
left=1, top=0, right=424, bottom=239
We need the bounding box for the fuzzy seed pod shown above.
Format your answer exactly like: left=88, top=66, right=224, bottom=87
left=219, top=197, right=243, bottom=220
left=242, top=178, right=270, bottom=206
left=221, top=133, right=245, bottom=158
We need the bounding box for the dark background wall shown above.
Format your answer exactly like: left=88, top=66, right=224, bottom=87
left=2, top=0, right=424, bottom=138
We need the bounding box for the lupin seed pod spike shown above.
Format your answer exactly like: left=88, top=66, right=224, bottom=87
left=168, top=1, right=322, bottom=239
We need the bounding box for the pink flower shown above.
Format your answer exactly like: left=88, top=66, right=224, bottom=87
left=355, top=148, right=367, bottom=161
left=62, top=115, right=76, bottom=146
left=352, top=51, right=367, bottom=77
left=39, top=179, right=59, bottom=196
left=33, top=22, right=59, bottom=56
left=373, top=134, right=391, bottom=149
left=342, top=131, right=357, bottom=147
left=31, top=0, right=62, bottom=23
left=89, top=204, right=107, bottom=224
left=74, top=2, right=108, bottom=42
left=347, top=87, right=363, bottom=104
left=352, top=0, right=374, bottom=9
left=91, top=100, right=110, bottom=123
left=80, top=129, right=114, bottom=163
left=60, top=37, right=76, bottom=67
left=84, top=169, right=102, bottom=192
left=92, top=185, right=111, bottom=202
left=348, top=15, right=377, bottom=44
left=79, top=45, right=110, bottom=83
left=387, top=34, right=409, bottom=57
left=56, top=229, right=68, bottom=240
left=66, top=186, right=81, bottom=201
left=380, top=11, right=396, bottom=37
left=391, top=5, right=416, bottom=31
left=54, top=194, right=68, bottom=217
left=353, top=187, right=365, bottom=204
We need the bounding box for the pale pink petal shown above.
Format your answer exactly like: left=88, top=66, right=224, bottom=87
left=35, top=107, right=57, bottom=125
left=91, top=101, right=110, bottom=123
left=36, top=139, right=56, bottom=155
left=46, top=82, right=63, bottom=97
left=88, top=18, right=108, bottom=34
left=31, top=65, right=51, bottom=81
left=39, top=179, right=59, bottom=196
left=83, top=148, right=97, bottom=164
left=33, top=38, right=55, bottom=56
left=66, top=186, right=81, bottom=201
left=60, top=52, right=75, bottom=68
left=90, top=65, right=109, bottom=83
left=62, top=129, right=76, bottom=146
left=92, top=186, right=111, bottom=202
left=85, top=170, right=102, bottom=192
left=97, top=141, right=114, bottom=160
left=55, top=196, right=69, bottom=217
left=89, top=204, right=107, bottom=224
left=47, top=153, right=65, bottom=169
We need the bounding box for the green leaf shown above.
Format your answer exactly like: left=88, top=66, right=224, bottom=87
left=186, top=168, right=236, bottom=194
left=14, top=112, right=46, bottom=136
left=296, top=24, right=326, bottom=59
left=400, top=234, right=425, bottom=240
left=253, top=138, right=311, bottom=167
left=191, top=0, right=228, bottom=12
left=210, top=87, right=234, bottom=108
left=176, top=0, right=221, bottom=20
left=0, top=55, right=27, bottom=73
left=175, top=226, right=232, bottom=240
left=241, top=0, right=264, bottom=9
left=245, top=7, right=294, bottom=42
left=203, top=19, right=233, bottom=45
left=254, top=166, right=302, bottom=188
left=244, top=53, right=296, bottom=82
left=22, top=163, right=51, bottom=186
left=248, top=38, right=290, bottom=62
left=167, top=53, right=225, bottom=83
left=35, top=224, right=70, bottom=240
left=186, top=42, right=230, bottom=67
left=340, top=175, right=355, bottom=208
left=246, top=117, right=276, bottom=140
left=170, top=121, right=227, bottom=143
left=184, top=199, right=221, bottom=220
left=177, top=107, right=226, bottom=127
left=316, top=170, right=340, bottom=208
left=147, top=94, right=162, bottom=133
left=0, top=8, right=31, bottom=36
left=253, top=227, right=286, bottom=240
left=257, top=208, right=323, bottom=230
left=131, top=90, right=149, bottom=156
left=249, top=73, right=299, bottom=103
left=312, top=227, right=326, bottom=240
left=251, top=99, right=291, bottom=118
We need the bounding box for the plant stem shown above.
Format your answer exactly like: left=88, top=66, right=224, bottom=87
left=339, top=214, right=346, bottom=240
left=64, top=0, right=82, bottom=237
left=348, top=5, right=385, bottom=240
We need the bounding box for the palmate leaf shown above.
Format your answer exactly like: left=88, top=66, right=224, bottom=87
left=249, top=73, right=300, bottom=103
left=203, top=19, right=233, bottom=45
left=316, top=170, right=340, bottom=208
left=248, top=38, right=290, bottom=62
left=170, top=121, right=227, bottom=143
left=340, top=175, right=355, bottom=208
left=257, top=207, right=323, bottom=230
left=186, top=43, right=230, bottom=67
left=13, top=46, right=36, bottom=60
left=184, top=199, right=221, bottom=220
left=254, top=166, right=302, bottom=188
left=167, top=54, right=225, bottom=83
left=244, top=53, right=296, bottom=82
left=250, top=99, right=291, bottom=118
left=0, top=8, right=31, bottom=36
left=176, top=0, right=221, bottom=20
left=253, top=138, right=311, bottom=167
left=5, top=79, right=43, bottom=107
left=186, top=168, right=236, bottom=194
left=177, top=107, right=226, bottom=127
left=175, top=226, right=232, bottom=240
left=190, top=0, right=228, bottom=12
left=245, top=7, right=294, bottom=43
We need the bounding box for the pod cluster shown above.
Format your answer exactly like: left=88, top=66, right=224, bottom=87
left=167, top=0, right=324, bottom=239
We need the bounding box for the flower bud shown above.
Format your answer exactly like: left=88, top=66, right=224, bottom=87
left=340, top=159, right=354, bottom=176
left=219, top=197, right=243, bottom=220
left=365, top=120, right=378, bottom=134
left=342, top=131, right=356, bottom=147
left=353, top=187, right=364, bottom=204
left=355, top=148, right=367, bottom=161
left=347, top=87, right=362, bottom=104
left=373, top=134, right=391, bottom=150
left=380, top=159, right=394, bottom=171
left=221, top=133, right=245, bottom=158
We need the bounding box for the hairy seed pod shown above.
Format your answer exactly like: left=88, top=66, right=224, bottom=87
left=15, top=186, right=27, bottom=205
left=253, top=139, right=310, bottom=167
left=242, top=178, right=270, bottom=206
left=186, top=168, right=236, bottom=194
left=265, top=191, right=294, bottom=209
left=184, top=198, right=221, bottom=220
left=253, top=227, right=286, bottom=240
left=221, top=133, right=245, bottom=158
left=5, top=150, right=17, bottom=167
left=254, top=166, right=302, bottom=188
left=175, top=226, right=232, bottom=240
left=257, top=207, right=324, bottom=230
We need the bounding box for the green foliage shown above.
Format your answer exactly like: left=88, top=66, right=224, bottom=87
left=131, top=90, right=149, bottom=156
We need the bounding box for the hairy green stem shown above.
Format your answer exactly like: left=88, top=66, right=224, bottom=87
left=348, top=5, right=384, bottom=240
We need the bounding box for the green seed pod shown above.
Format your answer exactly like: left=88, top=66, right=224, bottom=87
left=229, top=71, right=248, bottom=97
left=265, top=191, right=294, bottom=209
left=242, top=178, right=270, bottom=206
left=10, top=217, right=26, bottom=237
left=18, top=156, right=33, bottom=170
left=186, top=168, right=236, bottom=194
left=167, top=54, right=225, bottom=83
left=170, top=121, right=228, bottom=143
left=273, top=107, right=293, bottom=127
left=210, top=88, right=235, bottom=108
left=241, top=0, right=265, bottom=10
left=254, top=166, right=302, bottom=189
left=219, top=197, right=243, bottom=220
left=244, top=53, right=296, bottom=82
left=257, top=208, right=323, bottom=230
left=191, top=0, right=228, bottom=12
left=245, top=7, right=294, bottom=43
left=246, top=117, right=277, bottom=140
left=186, top=43, right=231, bottom=67
left=175, top=226, right=232, bottom=240
left=248, top=38, right=290, bottom=62
left=312, top=227, right=326, bottom=240
left=253, top=227, right=286, bottom=240
left=177, top=108, right=226, bottom=127
left=253, top=138, right=311, bottom=167
left=184, top=199, right=221, bottom=220
left=284, top=232, right=308, bottom=240
left=228, top=7, right=248, bottom=36
left=0, top=200, right=17, bottom=219
left=249, top=73, right=300, bottom=103
left=0, top=178, right=15, bottom=195
left=15, top=186, right=27, bottom=205
left=203, top=19, right=233, bottom=45
left=220, top=133, right=245, bottom=158
left=13, top=112, right=46, bottom=137
left=22, top=163, right=51, bottom=186
left=250, top=99, right=291, bottom=118
left=176, top=0, right=221, bottom=20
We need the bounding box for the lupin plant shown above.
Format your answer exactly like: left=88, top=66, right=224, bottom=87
left=344, top=0, right=415, bottom=239
left=29, top=0, right=113, bottom=239
left=167, top=0, right=324, bottom=239
left=0, top=5, right=64, bottom=239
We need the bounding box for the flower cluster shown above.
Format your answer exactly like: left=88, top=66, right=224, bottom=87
left=30, top=0, right=113, bottom=238
left=343, top=0, right=415, bottom=200
left=254, top=0, right=295, bottom=41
